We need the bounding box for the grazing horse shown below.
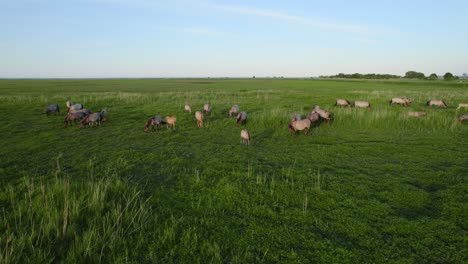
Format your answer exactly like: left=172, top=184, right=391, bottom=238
left=66, top=101, right=83, bottom=111
left=184, top=104, right=192, bottom=113
left=63, top=110, right=88, bottom=127
left=240, top=129, right=251, bottom=145
left=427, top=100, right=448, bottom=108
left=195, top=111, right=204, bottom=128
left=165, top=116, right=177, bottom=130
left=312, top=106, right=332, bottom=121
left=459, top=114, right=468, bottom=122
left=289, top=119, right=311, bottom=136
left=236, top=112, right=247, bottom=126
left=352, top=101, right=371, bottom=109
left=229, top=105, right=239, bottom=117
left=79, top=112, right=102, bottom=128
left=407, top=111, right=426, bottom=117
left=203, top=104, right=212, bottom=115
left=456, top=103, right=468, bottom=112
left=45, top=104, right=60, bottom=116
left=335, top=99, right=351, bottom=107
left=144, top=115, right=164, bottom=132
left=390, top=98, right=411, bottom=106
left=306, top=112, right=321, bottom=123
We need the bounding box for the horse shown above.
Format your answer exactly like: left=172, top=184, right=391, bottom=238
left=229, top=105, right=239, bottom=117
left=195, top=111, right=204, bottom=128
left=240, top=129, right=251, bottom=145
left=165, top=116, right=177, bottom=130
left=289, top=119, right=311, bottom=136
left=45, top=104, right=60, bottom=116
left=427, top=100, right=448, bottom=108
left=144, top=115, right=164, bottom=132
left=66, top=101, right=83, bottom=111
left=335, top=99, right=351, bottom=107
left=79, top=112, right=102, bottom=128
left=203, top=104, right=212, bottom=115
left=236, top=112, right=247, bottom=126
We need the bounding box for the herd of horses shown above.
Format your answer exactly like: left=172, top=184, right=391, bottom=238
left=44, top=98, right=468, bottom=145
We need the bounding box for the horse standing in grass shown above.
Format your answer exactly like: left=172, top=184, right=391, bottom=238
left=144, top=115, right=164, bottom=132
left=165, top=116, right=177, bottom=130
left=45, top=104, right=60, bottom=116
left=390, top=98, right=411, bottom=106
left=427, top=100, right=448, bottom=108
left=352, top=101, right=371, bottom=109
left=236, top=112, right=247, bottom=126
left=195, top=111, right=204, bottom=128
left=64, top=110, right=89, bottom=127
left=240, top=130, right=251, bottom=145
left=306, top=112, right=321, bottom=123
left=204, top=104, right=212, bottom=115
left=66, top=101, right=83, bottom=111
left=312, top=106, right=332, bottom=121
left=80, top=112, right=102, bottom=128
left=229, top=105, right=239, bottom=117
left=335, top=99, right=351, bottom=107
left=184, top=104, right=192, bottom=113
left=289, top=119, right=311, bottom=136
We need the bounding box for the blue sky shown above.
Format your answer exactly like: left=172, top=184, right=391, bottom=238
left=1, top=0, right=467, bottom=78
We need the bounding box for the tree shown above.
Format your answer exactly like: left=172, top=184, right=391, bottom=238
left=443, top=72, right=454, bottom=81
left=428, top=73, right=438, bottom=80
left=404, top=71, right=425, bottom=79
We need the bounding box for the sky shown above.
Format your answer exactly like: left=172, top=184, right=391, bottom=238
left=1, top=0, right=467, bottom=78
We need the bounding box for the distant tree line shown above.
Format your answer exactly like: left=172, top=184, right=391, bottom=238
left=404, top=70, right=458, bottom=81
left=326, top=73, right=400, bottom=79
left=322, top=71, right=460, bottom=81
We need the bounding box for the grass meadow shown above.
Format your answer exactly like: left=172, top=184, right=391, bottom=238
left=0, top=78, right=467, bottom=263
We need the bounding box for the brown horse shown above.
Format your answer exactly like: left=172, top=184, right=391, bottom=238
left=144, top=115, right=164, bottom=132
left=289, top=119, right=311, bottom=136
left=80, top=112, right=102, bottom=128
left=335, top=99, right=351, bottom=107
left=195, top=111, right=204, bottom=128
left=352, top=101, right=371, bottom=109
left=240, top=129, right=251, bottom=145
left=312, top=106, right=332, bottom=121
left=427, top=100, right=448, bottom=108
left=390, top=98, right=411, bottom=106
left=165, top=116, right=177, bottom=130
left=236, top=112, right=247, bottom=126
left=63, top=110, right=88, bottom=127
left=204, top=104, right=212, bottom=115
left=66, top=101, right=83, bottom=112
left=229, top=105, right=239, bottom=117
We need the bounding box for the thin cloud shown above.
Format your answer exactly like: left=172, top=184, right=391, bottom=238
left=208, top=3, right=368, bottom=34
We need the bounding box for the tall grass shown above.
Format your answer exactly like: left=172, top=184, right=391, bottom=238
left=0, top=157, right=151, bottom=263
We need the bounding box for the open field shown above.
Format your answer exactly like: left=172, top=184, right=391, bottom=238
left=0, top=78, right=467, bottom=263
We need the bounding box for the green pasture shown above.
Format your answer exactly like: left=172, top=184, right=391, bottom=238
left=0, top=78, right=467, bottom=263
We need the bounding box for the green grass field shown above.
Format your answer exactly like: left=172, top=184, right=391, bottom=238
left=0, top=78, right=467, bottom=263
